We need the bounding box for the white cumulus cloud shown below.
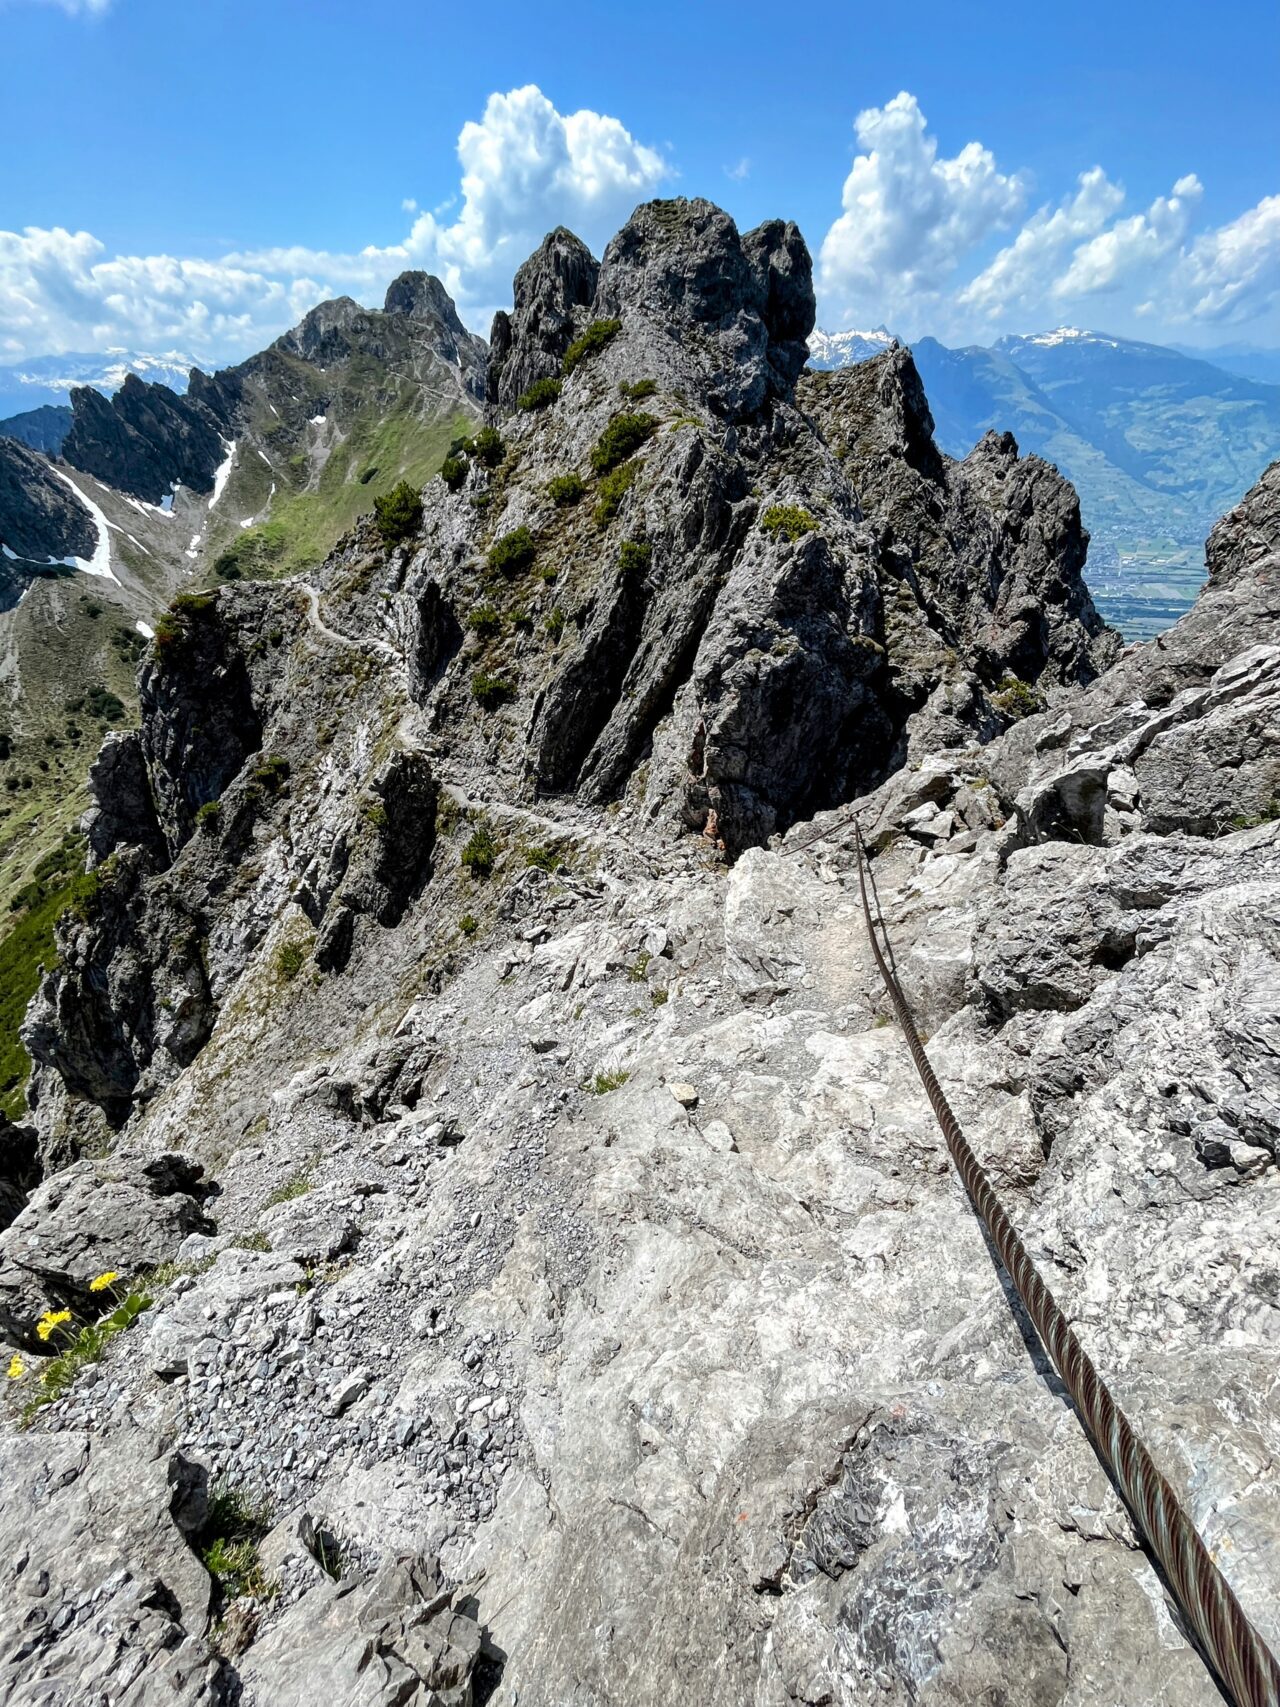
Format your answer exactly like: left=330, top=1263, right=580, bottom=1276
left=0, top=85, right=666, bottom=368
left=819, top=94, right=1280, bottom=343
left=818, top=92, right=1027, bottom=330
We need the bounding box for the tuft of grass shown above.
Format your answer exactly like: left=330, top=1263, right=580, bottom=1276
left=990, top=675, right=1046, bottom=721
left=461, top=823, right=498, bottom=879
left=517, top=377, right=562, bottom=412
left=546, top=472, right=585, bottom=507
left=590, top=413, right=657, bottom=476
left=544, top=607, right=566, bottom=641
left=619, top=378, right=657, bottom=400
left=274, top=938, right=307, bottom=982
left=194, top=800, right=222, bottom=833
left=618, top=539, right=652, bottom=576
left=760, top=504, right=818, bottom=543
left=487, top=526, right=537, bottom=578
left=524, top=845, right=563, bottom=874
left=588, top=1069, right=630, bottom=1095
left=593, top=462, right=639, bottom=527
left=471, top=671, right=515, bottom=710
left=199, top=1482, right=274, bottom=1603
left=467, top=602, right=502, bottom=638
left=562, top=318, right=622, bottom=376
left=465, top=426, right=505, bottom=467
left=265, top=1166, right=313, bottom=1207
left=459, top=913, right=479, bottom=937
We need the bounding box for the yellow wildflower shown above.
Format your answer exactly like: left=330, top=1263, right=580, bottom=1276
left=6, top=1355, right=23, bottom=1380
left=89, top=1271, right=121, bottom=1293
left=36, top=1309, right=72, bottom=1342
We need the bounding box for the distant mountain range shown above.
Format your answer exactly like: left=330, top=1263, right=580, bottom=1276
left=808, top=323, right=1280, bottom=640
left=0, top=350, right=197, bottom=421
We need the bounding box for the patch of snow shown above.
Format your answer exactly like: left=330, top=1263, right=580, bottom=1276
left=45, top=465, right=118, bottom=582
left=309, top=414, right=327, bottom=426
left=135, top=619, right=155, bottom=639
left=1, top=543, right=16, bottom=560
left=240, top=518, right=254, bottom=529
left=185, top=532, right=204, bottom=560
left=807, top=326, right=896, bottom=369
left=256, top=448, right=272, bottom=465
left=161, top=492, right=174, bottom=513
left=207, top=440, right=237, bottom=510
left=124, top=495, right=175, bottom=520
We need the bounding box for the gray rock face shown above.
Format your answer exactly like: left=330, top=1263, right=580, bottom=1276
left=0, top=1149, right=211, bottom=1347
left=593, top=198, right=815, bottom=418
left=82, top=730, right=167, bottom=869
left=0, top=437, right=97, bottom=604
left=487, top=227, right=599, bottom=410
left=62, top=371, right=233, bottom=506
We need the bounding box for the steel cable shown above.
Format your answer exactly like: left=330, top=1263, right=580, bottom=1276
left=850, top=823, right=1280, bottom=1707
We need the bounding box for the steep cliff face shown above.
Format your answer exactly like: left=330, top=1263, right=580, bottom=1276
left=0, top=437, right=97, bottom=590
left=2, top=203, right=1275, bottom=1707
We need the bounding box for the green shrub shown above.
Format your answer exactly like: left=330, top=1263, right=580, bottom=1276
left=760, top=504, right=818, bottom=542
left=619, top=539, right=652, bottom=576
left=471, top=671, right=515, bottom=709
left=517, top=377, right=562, bottom=412
left=461, top=824, right=498, bottom=879
left=524, top=845, right=563, bottom=873
left=593, top=461, right=639, bottom=526
left=440, top=455, right=467, bottom=492
left=459, top=913, right=479, bottom=936
left=466, top=426, right=505, bottom=467
left=250, top=755, right=290, bottom=792
left=275, top=939, right=307, bottom=981
left=194, top=800, right=222, bottom=833
left=562, top=318, right=622, bottom=376
left=990, top=675, right=1046, bottom=721
left=590, top=412, right=657, bottom=475
left=510, top=607, right=533, bottom=633
left=487, top=526, right=537, bottom=578
left=198, top=1483, right=273, bottom=1603
left=545, top=607, right=566, bottom=640
left=619, top=378, right=657, bottom=400
left=546, top=472, right=585, bottom=507
left=373, top=481, right=423, bottom=548
left=589, top=1069, right=630, bottom=1095
left=467, top=602, right=502, bottom=638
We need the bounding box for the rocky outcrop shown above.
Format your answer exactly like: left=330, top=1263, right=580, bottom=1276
left=62, top=371, right=233, bottom=504
left=0, top=1149, right=211, bottom=1347
left=5, top=208, right=1277, bottom=1707
left=0, top=437, right=96, bottom=596
left=487, top=227, right=599, bottom=409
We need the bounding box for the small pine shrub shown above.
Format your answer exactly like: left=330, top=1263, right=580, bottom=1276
left=619, top=378, right=657, bottom=400
left=545, top=607, right=566, bottom=640
left=487, top=526, right=537, bottom=578
left=471, top=671, right=515, bottom=710
left=546, top=473, right=585, bottom=507
left=760, top=504, right=818, bottom=543
left=466, top=426, right=505, bottom=467
left=590, top=412, right=657, bottom=476
left=461, top=824, right=498, bottom=879
left=373, top=481, right=423, bottom=548
left=459, top=913, right=479, bottom=936
left=524, top=845, right=563, bottom=873
left=593, top=461, right=639, bottom=526
left=619, top=539, right=652, bottom=576
left=562, top=318, right=622, bottom=376
left=440, top=455, right=467, bottom=492
left=468, top=602, right=502, bottom=638
left=517, top=377, right=562, bottom=412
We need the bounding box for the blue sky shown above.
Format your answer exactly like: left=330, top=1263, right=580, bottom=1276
left=2, top=0, right=1278, bottom=368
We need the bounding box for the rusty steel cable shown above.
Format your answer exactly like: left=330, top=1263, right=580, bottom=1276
left=848, top=822, right=1280, bottom=1707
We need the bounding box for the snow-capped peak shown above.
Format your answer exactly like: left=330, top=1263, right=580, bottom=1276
left=807, top=326, right=897, bottom=370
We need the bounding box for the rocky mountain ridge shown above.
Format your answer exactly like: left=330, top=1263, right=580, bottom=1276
left=0, top=198, right=1276, bottom=1707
